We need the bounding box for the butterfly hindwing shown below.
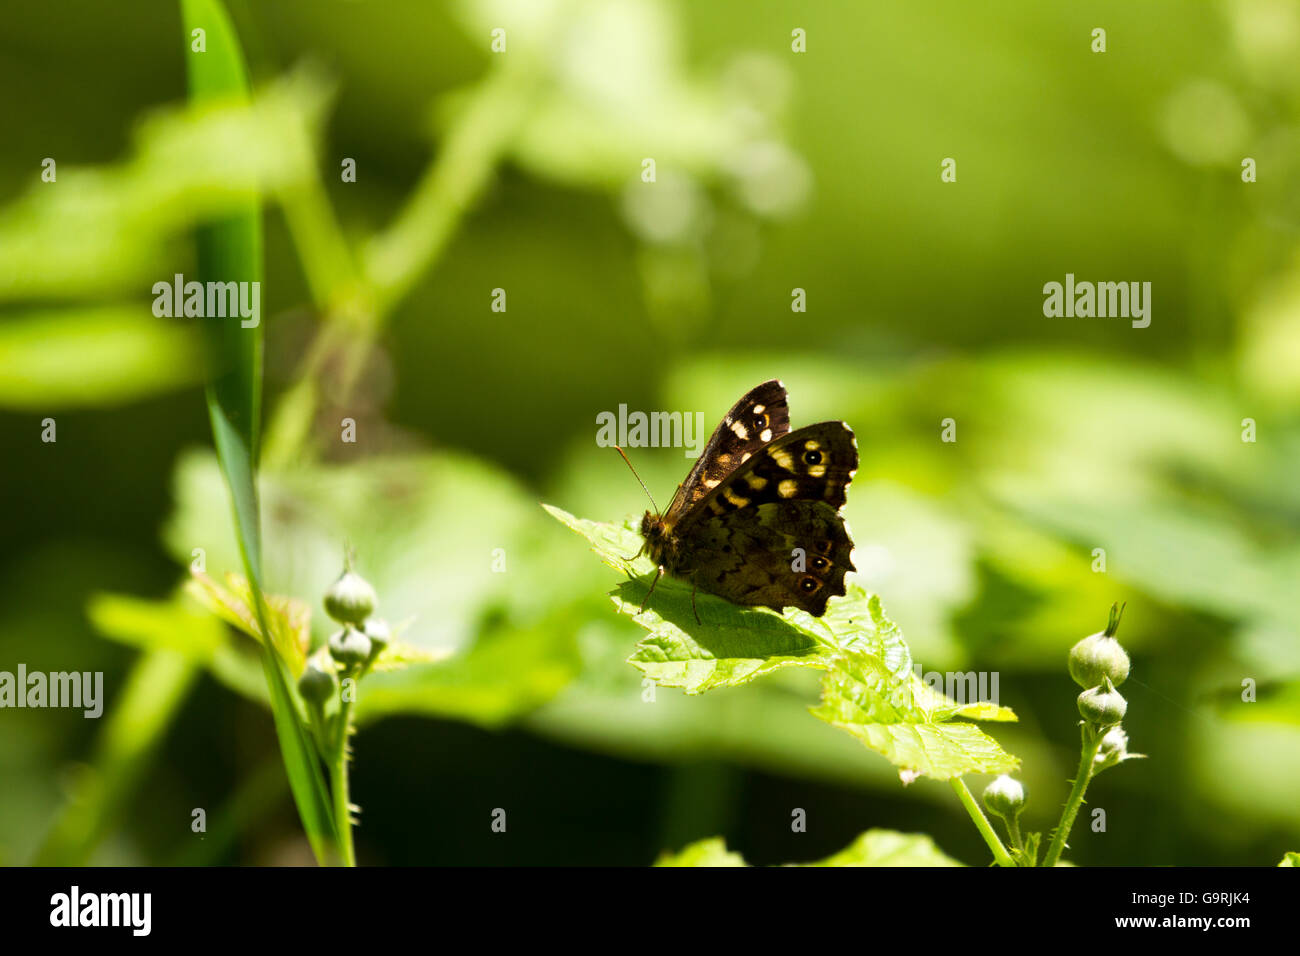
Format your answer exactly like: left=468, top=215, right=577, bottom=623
left=680, top=500, right=855, bottom=616
left=665, top=379, right=790, bottom=520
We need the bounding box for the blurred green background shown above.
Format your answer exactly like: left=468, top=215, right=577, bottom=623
left=2, top=0, right=1298, bottom=865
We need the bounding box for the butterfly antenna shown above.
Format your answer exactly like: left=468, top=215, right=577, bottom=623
left=615, top=445, right=660, bottom=516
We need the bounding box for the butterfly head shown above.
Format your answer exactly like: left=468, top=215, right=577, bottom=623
left=640, top=510, right=669, bottom=563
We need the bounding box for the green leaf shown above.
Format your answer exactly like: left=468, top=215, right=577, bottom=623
left=369, top=639, right=448, bottom=673
left=181, top=0, right=337, bottom=865
left=797, top=829, right=964, bottom=867
left=546, top=505, right=1018, bottom=779
left=654, top=829, right=963, bottom=867
left=654, top=837, right=747, bottom=867
left=544, top=505, right=833, bottom=693
left=811, top=596, right=1019, bottom=780
left=1280, top=852, right=1300, bottom=867
left=0, top=307, right=201, bottom=409
left=88, top=590, right=225, bottom=660
left=185, top=572, right=311, bottom=677
left=0, top=74, right=327, bottom=304
left=359, top=613, right=581, bottom=728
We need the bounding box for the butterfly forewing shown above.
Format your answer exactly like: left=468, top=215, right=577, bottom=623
left=665, top=379, right=790, bottom=521
left=678, top=422, right=858, bottom=529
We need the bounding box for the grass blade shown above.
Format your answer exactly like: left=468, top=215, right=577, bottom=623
left=180, top=0, right=338, bottom=864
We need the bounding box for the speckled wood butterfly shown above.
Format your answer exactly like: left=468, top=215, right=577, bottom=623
left=634, top=379, right=857, bottom=619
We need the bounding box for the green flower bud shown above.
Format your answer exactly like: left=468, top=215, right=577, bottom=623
left=1069, top=603, right=1130, bottom=689
left=1078, top=677, right=1127, bottom=727
left=328, top=625, right=372, bottom=669
left=323, top=570, right=377, bottom=626
left=363, top=617, right=391, bottom=664
left=1094, top=726, right=1130, bottom=770
left=297, top=657, right=337, bottom=705
left=982, top=775, right=1026, bottom=818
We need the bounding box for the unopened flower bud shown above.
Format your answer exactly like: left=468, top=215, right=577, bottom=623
left=982, top=774, right=1026, bottom=818
left=324, top=570, right=376, bottom=626
left=1078, top=677, right=1127, bottom=727
left=1069, top=603, right=1130, bottom=689
left=363, top=617, right=391, bottom=664
left=298, top=657, right=336, bottom=705
left=328, top=625, right=372, bottom=669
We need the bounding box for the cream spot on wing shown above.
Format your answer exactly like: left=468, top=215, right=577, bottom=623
left=778, top=479, right=798, bottom=498
left=723, top=487, right=749, bottom=507
left=760, top=428, right=772, bottom=442
left=771, top=448, right=795, bottom=470
left=752, top=404, right=765, bottom=414
left=745, top=474, right=767, bottom=490
left=808, top=464, right=826, bottom=478
left=702, top=477, right=720, bottom=489
left=730, top=420, right=749, bottom=440
left=739, top=452, right=752, bottom=463
left=805, top=439, right=821, bottom=451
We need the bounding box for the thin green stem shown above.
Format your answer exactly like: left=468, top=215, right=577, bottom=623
left=330, top=690, right=357, bottom=867
left=262, top=61, right=541, bottom=469
left=950, top=778, right=1015, bottom=867
left=362, top=63, right=538, bottom=313
left=1043, top=724, right=1104, bottom=867
left=1006, top=814, right=1025, bottom=855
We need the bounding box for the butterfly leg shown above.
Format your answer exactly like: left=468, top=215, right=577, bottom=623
left=638, top=565, right=664, bottom=615
left=689, top=574, right=701, bottom=625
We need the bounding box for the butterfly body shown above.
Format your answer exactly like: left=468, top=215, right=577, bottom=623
left=637, top=380, right=857, bottom=618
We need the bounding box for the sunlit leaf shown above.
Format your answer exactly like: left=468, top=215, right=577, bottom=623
left=796, top=829, right=964, bottom=867
left=654, top=837, right=747, bottom=867
left=811, top=596, right=1018, bottom=780
left=544, top=504, right=834, bottom=693
left=655, top=829, right=963, bottom=867
left=185, top=572, right=311, bottom=677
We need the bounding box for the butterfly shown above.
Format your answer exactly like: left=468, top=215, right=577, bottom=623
left=633, top=379, right=857, bottom=620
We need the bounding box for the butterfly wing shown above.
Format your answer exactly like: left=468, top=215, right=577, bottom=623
left=684, top=500, right=856, bottom=616
left=678, top=421, right=858, bottom=528
left=662, top=379, right=791, bottom=522
left=673, top=421, right=859, bottom=615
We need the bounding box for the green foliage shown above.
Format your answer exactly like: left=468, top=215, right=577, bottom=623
left=797, top=829, right=963, bottom=867
left=88, top=590, right=225, bottom=661
left=813, top=642, right=1019, bottom=781
left=655, top=837, right=747, bottom=867
left=545, top=505, right=1018, bottom=781
left=4, top=0, right=1297, bottom=867
left=1280, top=852, right=1300, bottom=867
left=544, top=505, right=832, bottom=693
left=167, top=452, right=586, bottom=719
left=186, top=572, right=311, bottom=677
left=359, top=613, right=581, bottom=728
left=656, top=829, right=963, bottom=867
left=181, top=0, right=337, bottom=865
left=0, top=307, right=201, bottom=410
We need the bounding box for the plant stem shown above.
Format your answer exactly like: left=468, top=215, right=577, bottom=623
left=330, top=693, right=357, bottom=867
left=1043, top=724, right=1104, bottom=867
left=950, top=778, right=1015, bottom=867
left=262, top=61, right=540, bottom=469
left=1006, top=814, right=1025, bottom=855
